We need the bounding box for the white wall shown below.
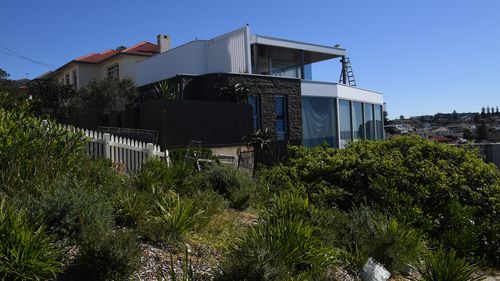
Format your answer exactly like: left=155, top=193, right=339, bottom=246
left=100, top=55, right=148, bottom=82
left=207, top=26, right=250, bottom=74
left=135, top=41, right=208, bottom=87
left=301, top=81, right=383, bottom=104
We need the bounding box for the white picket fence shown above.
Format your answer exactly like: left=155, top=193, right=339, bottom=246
left=50, top=121, right=170, bottom=172
left=82, top=129, right=170, bottom=172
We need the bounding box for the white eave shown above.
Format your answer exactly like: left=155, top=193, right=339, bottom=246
left=250, top=34, right=346, bottom=57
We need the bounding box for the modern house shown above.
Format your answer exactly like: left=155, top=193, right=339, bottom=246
left=134, top=26, right=384, bottom=148
left=37, top=36, right=171, bottom=88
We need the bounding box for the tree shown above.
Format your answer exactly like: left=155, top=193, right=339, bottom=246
left=496, top=106, right=499, bottom=115
left=0, top=68, right=17, bottom=93
left=486, top=106, right=491, bottom=115
left=477, top=122, right=489, bottom=141
left=463, top=128, right=473, bottom=140
left=399, top=115, right=405, bottom=120
left=452, top=110, right=458, bottom=120
left=80, top=77, right=138, bottom=114
left=28, top=80, right=79, bottom=119
left=383, top=110, right=389, bottom=123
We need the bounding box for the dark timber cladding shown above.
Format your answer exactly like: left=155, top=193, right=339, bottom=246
left=139, top=99, right=253, bottom=148
left=165, top=73, right=303, bottom=145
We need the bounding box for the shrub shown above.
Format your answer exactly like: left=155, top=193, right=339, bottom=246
left=152, top=195, right=203, bottom=241
left=130, top=158, right=195, bottom=195
left=64, top=227, right=142, bottom=281
left=25, top=179, right=114, bottom=241
left=0, top=107, right=84, bottom=196
left=204, top=165, right=255, bottom=210
left=217, top=192, right=329, bottom=281
left=0, top=198, right=63, bottom=280
left=279, top=136, right=500, bottom=265
left=113, top=187, right=152, bottom=228
left=337, top=205, right=427, bottom=274
left=410, top=247, right=485, bottom=281
left=217, top=218, right=326, bottom=281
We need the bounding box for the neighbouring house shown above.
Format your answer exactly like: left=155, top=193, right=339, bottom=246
left=36, top=35, right=171, bottom=88
left=134, top=26, right=384, bottom=148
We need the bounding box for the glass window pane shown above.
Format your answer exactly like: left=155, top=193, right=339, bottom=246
left=248, top=95, right=260, bottom=130
left=364, top=103, right=375, bottom=139
left=374, top=104, right=383, bottom=139
left=302, top=97, right=337, bottom=147
left=352, top=101, right=364, bottom=140
left=275, top=96, right=287, bottom=140
left=339, top=99, right=352, bottom=148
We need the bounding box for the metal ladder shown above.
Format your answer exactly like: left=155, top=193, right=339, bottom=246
left=339, top=56, right=357, bottom=87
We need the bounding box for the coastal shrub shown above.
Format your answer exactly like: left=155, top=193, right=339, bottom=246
left=113, top=187, right=152, bottom=228
left=204, top=165, right=255, bottom=210
left=0, top=107, right=84, bottom=196
left=273, top=136, right=500, bottom=265
left=409, top=247, right=485, bottom=281
left=65, top=227, right=141, bottom=281
left=337, top=205, right=427, bottom=273
left=152, top=195, right=203, bottom=241
left=129, top=158, right=195, bottom=195
left=0, top=198, right=63, bottom=280
left=217, top=192, right=328, bottom=281
left=26, top=180, right=114, bottom=240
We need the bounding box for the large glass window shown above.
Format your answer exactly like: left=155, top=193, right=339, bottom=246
left=339, top=99, right=352, bottom=148
left=247, top=95, right=260, bottom=130
left=302, top=97, right=337, bottom=147
left=364, top=103, right=375, bottom=139
left=352, top=101, right=364, bottom=140
left=374, top=104, right=383, bottom=139
left=275, top=95, right=287, bottom=140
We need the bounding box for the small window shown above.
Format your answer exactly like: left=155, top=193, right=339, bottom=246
left=275, top=95, right=287, bottom=141
left=65, top=73, right=70, bottom=85
left=107, top=64, right=119, bottom=79
left=72, top=70, right=78, bottom=87
left=247, top=95, right=260, bottom=130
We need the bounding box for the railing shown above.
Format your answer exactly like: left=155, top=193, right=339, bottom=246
left=51, top=121, right=170, bottom=172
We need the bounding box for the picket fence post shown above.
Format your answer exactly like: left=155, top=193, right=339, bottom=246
left=146, top=143, right=154, bottom=159
left=104, top=133, right=111, bottom=159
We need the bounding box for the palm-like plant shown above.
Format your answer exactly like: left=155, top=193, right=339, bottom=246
left=219, top=83, right=250, bottom=103
left=410, top=247, right=485, bottom=281
left=154, top=80, right=177, bottom=100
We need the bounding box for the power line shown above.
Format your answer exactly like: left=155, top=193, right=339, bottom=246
left=0, top=44, right=54, bottom=69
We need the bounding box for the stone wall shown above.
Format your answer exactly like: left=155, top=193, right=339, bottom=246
left=175, top=73, right=303, bottom=145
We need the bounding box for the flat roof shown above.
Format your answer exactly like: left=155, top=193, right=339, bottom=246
left=250, top=34, right=346, bottom=57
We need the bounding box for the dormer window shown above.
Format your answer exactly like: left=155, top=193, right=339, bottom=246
left=107, top=64, right=119, bottom=79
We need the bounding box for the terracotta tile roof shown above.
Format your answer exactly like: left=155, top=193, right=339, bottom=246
left=122, top=41, right=158, bottom=56
left=75, top=49, right=120, bottom=63
left=74, top=42, right=158, bottom=64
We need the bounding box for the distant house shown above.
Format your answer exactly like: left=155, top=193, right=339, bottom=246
left=36, top=36, right=170, bottom=88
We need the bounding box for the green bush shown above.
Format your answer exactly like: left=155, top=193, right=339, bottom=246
left=130, top=158, right=195, bottom=195
left=217, top=192, right=329, bottom=281
left=272, top=136, right=500, bottom=265
left=64, top=227, right=141, bottom=281
left=410, top=247, right=485, bottom=281
left=113, top=187, right=152, bottom=228
left=337, top=205, right=427, bottom=274
left=0, top=198, right=63, bottom=280
left=204, top=165, right=255, bottom=210
left=0, top=107, right=84, bottom=196
left=152, top=195, right=203, bottom=241
left=26, top=180, right=114, bottom=240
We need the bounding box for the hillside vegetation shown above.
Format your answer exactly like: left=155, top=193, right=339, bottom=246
left=1, top=96, right=499, bottom=280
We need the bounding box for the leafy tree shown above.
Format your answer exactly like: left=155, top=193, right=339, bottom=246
left=452, top=110, right=458, bottom=120
left=0, top=68, right=19, bottom=95
left=80, top=77, right=138, bottom=114
left=462, top=128, right=473, bottom=141
left=399, top=115, right=405, bottom=120
left=383, top=110, right=389, bottom=123
left=28, top=79, right=79, bottom=120
left=477, top=122, right=489, bottom=141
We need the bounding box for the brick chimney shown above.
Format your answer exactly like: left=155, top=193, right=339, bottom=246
left=157, top=34, right=171, bottom=53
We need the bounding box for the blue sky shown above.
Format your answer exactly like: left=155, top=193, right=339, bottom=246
left=1, top=0, right=499, bottom=118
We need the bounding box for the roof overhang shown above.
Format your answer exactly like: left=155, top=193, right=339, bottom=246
left=250, top=34, right=346, bottom=64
